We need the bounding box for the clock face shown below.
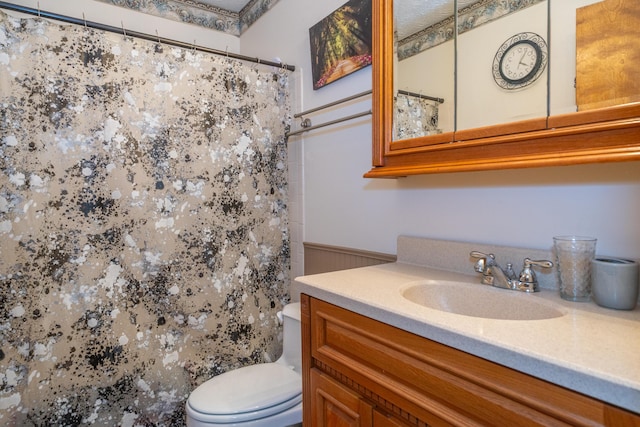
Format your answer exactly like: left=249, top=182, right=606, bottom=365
left=500, top=40, right=541, bottom=83
left=492, top=33, right=548, bottom=90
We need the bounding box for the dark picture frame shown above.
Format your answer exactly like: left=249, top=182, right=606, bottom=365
left=309, top=0, right=372, bottom=90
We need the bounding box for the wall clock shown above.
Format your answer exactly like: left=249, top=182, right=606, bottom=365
left=492, top=32, right=548, bottom=90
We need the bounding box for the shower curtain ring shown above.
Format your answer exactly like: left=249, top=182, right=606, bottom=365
left=156, top=30, right=161, bottom=45
left=122, top=21, right=127, bottom=39
left=37, top=2, right=40, bottom=17
left=192, top=40, right=197, bottom=52
left=83, top=13, right=87, bottom=29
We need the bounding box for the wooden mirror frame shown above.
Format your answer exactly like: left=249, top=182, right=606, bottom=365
left=366, top=0, right=640, bottom=178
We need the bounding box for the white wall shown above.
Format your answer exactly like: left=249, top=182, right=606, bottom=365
left=242, top=0, right=640, bottom=266
left=241, top=0, right=375, bottom=278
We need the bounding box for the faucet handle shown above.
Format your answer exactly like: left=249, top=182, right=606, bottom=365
left=470, top=251, right=495, bottom=273
left=470, top=251, right=495, bottom=260
left=518, top=258, right=553, bottom=285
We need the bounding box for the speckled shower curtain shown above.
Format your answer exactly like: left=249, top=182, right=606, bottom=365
left=0, top=10, right=290, bottom=426
left=393, top=93, right=440, bottom=140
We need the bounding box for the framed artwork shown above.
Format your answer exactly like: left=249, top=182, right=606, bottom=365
left=309, top=0, right=372, bottom=90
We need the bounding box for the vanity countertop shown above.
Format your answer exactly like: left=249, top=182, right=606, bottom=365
left=293, top=262, right=640, bottom=414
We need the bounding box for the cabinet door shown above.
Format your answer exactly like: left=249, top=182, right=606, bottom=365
left=310, top=368, right=373, bottom=426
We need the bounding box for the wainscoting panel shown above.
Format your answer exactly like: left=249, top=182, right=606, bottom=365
left=303, top=242, right=396, bottom=275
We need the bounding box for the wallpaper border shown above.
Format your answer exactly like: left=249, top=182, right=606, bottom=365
left=94, top=0, right=280, bottom=36
left=398, top=0, right=545, bottom=61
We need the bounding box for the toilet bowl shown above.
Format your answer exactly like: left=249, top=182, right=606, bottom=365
left=186, top=303, right=302, bottom=427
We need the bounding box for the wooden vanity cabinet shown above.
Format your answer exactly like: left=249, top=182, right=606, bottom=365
left=300, top=294, right=640, bottom=427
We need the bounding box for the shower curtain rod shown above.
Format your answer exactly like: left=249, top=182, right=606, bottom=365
left=398, top=89, right=444, bottom=104
left=0, top=1, right=295, bottom=72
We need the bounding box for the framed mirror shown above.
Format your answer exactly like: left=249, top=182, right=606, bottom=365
left=367, top=0, right=640, bottom=178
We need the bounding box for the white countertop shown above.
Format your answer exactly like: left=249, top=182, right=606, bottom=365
left=293, top=262, right=640, bottom=414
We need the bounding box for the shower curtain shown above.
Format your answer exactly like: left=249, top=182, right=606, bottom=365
left=393, top=93, right=441, bottom=140
left=0, top=10, right=291, bottom=426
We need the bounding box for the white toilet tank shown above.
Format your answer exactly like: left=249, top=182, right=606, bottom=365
left=278, top=302, right=301, bottom=373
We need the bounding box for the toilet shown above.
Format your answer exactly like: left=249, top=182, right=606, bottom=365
left=185, top=303, right=302, bottom=427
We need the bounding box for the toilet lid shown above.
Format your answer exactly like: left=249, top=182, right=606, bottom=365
left=188, top=363, right=302, bottom=418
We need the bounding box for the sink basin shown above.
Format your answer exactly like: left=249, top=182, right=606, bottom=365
left=402, top=281, right=565, bottom=320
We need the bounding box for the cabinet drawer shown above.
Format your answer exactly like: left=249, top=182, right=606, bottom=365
left=309, top=297, right=635, bottom=426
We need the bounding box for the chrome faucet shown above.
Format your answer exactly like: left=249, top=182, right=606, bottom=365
left=470, top=251, right=553, bottom=293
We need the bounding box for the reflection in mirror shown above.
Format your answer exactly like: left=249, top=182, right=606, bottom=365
left=456, top=0, right=548, bottom=131
left=550, top=0, right=583, bottom=117
left=394, top=1, right=456, bottom=140
left=553, top=0, right=639, bottom=115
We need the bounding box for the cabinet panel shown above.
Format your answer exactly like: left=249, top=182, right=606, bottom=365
left=311, top=368, right=373, bottom=426
left=373, top=410, right=413, bottom=427
left=310, top=299, right=567, bottom=425
left=303, top=295, right=640, bottom=427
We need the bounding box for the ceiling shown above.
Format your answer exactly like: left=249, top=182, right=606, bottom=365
left=396, top=0, right=478, bottom=40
